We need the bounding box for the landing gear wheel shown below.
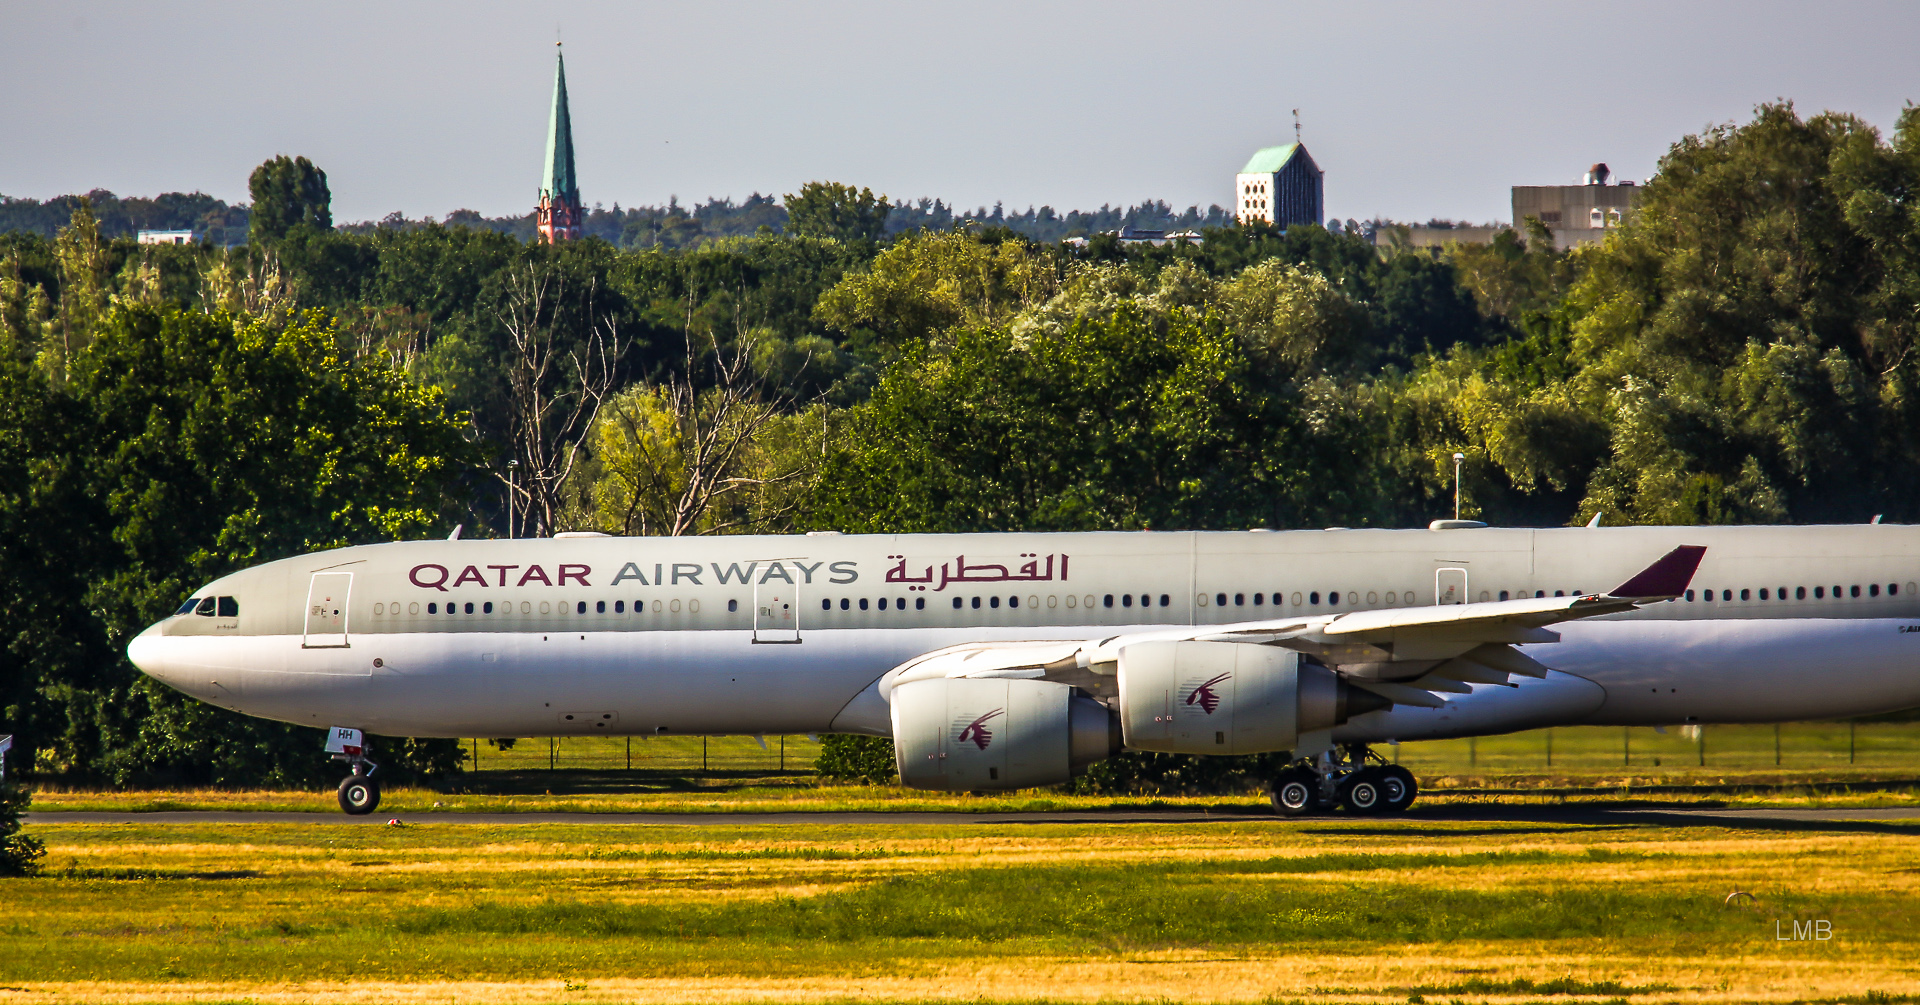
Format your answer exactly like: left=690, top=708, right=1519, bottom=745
left=1339, top=768, right=1386, bottom=815
left=338, top=774, right=381, bottom=816
left=1270, top=769, right=1319, bottom=816
left=1376, top=765, right=1417, bottom=814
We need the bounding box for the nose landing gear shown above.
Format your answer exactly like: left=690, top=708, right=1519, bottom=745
left=1269, top=744, right=1417, bottom=816
left=326, top=726, right=380, bottom=816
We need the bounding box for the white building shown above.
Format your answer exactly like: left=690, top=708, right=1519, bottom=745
left=137, top=230, right=198, bottom=245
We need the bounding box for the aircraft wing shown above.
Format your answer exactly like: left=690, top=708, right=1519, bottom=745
left=878, top=545, right=1705, bottom=710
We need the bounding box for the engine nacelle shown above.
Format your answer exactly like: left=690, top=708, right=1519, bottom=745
left=891, top=677, right=1119, bottom=791
left=1117, top=641, right=1388, bottom=754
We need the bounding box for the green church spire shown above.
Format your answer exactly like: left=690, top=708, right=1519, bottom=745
left=541, top=45, right=578, bottom=204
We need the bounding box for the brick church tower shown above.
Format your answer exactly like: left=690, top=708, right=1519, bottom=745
left=536, top=44, right=582, bottom=243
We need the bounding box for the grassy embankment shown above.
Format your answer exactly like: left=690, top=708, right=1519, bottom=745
left=28, top=722, right=1920, bottom=814
left=4, top=814, right=1919, bottom=1003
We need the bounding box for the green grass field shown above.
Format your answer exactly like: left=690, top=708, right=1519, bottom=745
left=6, top=813, right=1920, bottom=1003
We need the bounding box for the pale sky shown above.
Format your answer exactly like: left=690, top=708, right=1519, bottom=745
left=3, top=1, right=1917, bottom=226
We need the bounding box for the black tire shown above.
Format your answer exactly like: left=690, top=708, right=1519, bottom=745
left=338, top=774, right=381, bottom=816
left=1270, top=769, right=1319, bottom=816
left=1376, top=765, right=1418, bottom=814
left=1339, top=768, right=1386, bottom=815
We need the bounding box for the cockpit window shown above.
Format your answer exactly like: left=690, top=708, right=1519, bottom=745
left=175, top=598, right=202, bottom=616
left=217, top=596, right=239, bottom=617
left=195, top=597, right=217, bottom=617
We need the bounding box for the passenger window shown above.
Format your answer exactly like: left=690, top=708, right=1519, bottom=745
left=990, top=596, right=1000, bottom=609
left=1234, top=593, right=1245, bottom=606
left=728, top=599, right=739, bottom=613
left=217, top=596, right=239, bottom=617
left=615, top=600, right=625, bottom=613
left=484, top=602, right=494, bottom=613
left=1103, top=595, right=1114, bottom=608
left=1328, top=591, right=1340, bottom=606
left=1122, top=594, right=1133, bottom=608
left=1685, top=590, right=1695, bottom=601
left=428, top=602, right=439, bottom=614
left=859, top=598, right=869, bottom=610
left=1815, top=586, right=1825, bottom=598
left=1797, top=586, right=1807, bottom=599
left=1160, top=595, right=1170, bottom=607
left=1253, top=593, right=1264, bottom=605
left=1759, top=588, right=1769, bottom=600
left=1703, top=591, right=1713, bottom=602
left=878, top=598, right=888, bottom=610
left=1740, top=589, right=1750, bottom=601
left=821, top=599, right=831, bottom=611
left=841, top=598, right=851, bottom=610
left=1009, top=596, right=1019, bottom=608
left=1871, top=584, right=1881, bottom=597
left=1891, top=583, right=1900, bottom=596
left=595, top=600, right=605, bottom=613
left=973, top=597, right=982, bottom=609
left=1833, top=585, right=1843, bottom=597
left=1310, top=592, right=1320, bottom=605
left=1499, top=590, right=1510, bottom=601
left=1215, top=593, right=1227, bottom=607
left=1851, top=585, right=1861, bottom=598
left=951, top=597, right=962, bottom=609
left=465, top=602, right=475, bottom=614
left=176, top=598, right=202, bottom=616
left=916, top=597, right=926, bottom=610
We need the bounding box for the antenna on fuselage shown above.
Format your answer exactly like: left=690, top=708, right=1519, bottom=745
left=448, top=524, right=463, bottom=540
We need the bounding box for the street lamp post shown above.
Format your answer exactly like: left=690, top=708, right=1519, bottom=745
left=1453, top=452, right=1465, bottom=521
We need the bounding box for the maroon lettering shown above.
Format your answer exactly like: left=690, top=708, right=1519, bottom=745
left=517, top=565, right=553, bottom=587
left=451, top=565, right=488, bottom=588
left=558, top=564, right=591, bottom=587
left=409, top=564, right=450, bottom=592
left=487, top=564, right=519, bottom=586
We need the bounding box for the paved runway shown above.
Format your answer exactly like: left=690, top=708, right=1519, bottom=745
left=26, top=805, right=1920, bottom=826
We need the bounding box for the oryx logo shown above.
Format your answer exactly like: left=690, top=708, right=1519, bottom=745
left=1186, top=673, right=1231, bottom=714
left=956, top=709, right=1005, bottom=749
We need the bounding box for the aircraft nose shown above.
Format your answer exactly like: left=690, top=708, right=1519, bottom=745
left=127, top=621, right=177, bottom=686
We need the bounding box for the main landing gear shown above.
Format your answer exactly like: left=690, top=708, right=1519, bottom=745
left=1269, top=744, right=1416, bottom=817
left=334, top=751, right=381, bottom=816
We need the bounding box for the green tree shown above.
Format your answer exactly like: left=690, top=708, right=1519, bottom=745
left=248, top=155, right=332, bottom=244
left=0, top=784, right=45, bottom=876
left=10, top=303, right=478, bottom=784
left=783, top=182, right=891, bottom=243
left=815, top=228, right=1059, bottom=349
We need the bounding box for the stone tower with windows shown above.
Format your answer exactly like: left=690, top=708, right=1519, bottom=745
left=536, top=44, right=582, bottom=243
left=1235, top=143, right=1323, bottom=230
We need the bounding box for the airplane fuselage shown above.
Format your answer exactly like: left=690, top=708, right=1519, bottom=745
left=129, top=524, right=1920, bottom=744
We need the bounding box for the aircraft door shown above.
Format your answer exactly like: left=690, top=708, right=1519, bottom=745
left=753, top=574, right=800, bottom=644
left=304, top=573, right=353, bottom=648
left=1435, top=567, right=1468, bottom=606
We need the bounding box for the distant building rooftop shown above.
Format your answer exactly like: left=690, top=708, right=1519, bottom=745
left=1241, top=144, right=1305, bottom=174
left=137, top=230, right=197, bottom=245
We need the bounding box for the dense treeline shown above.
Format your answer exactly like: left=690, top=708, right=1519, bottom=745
left=2, top=101, right=1916, bottom=790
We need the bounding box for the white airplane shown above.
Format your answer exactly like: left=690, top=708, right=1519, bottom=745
left=129, top=521, right=1920, bottom=815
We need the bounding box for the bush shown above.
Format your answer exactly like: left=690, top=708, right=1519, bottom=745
left=0, top=783, right=46, bottom=876
left=814, top=735, right=896, bottom=784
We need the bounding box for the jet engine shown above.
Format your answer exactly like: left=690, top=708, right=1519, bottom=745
left=1117, top=641, right=1389, bottom=755
left=891, top=677, right=1119, bottom=790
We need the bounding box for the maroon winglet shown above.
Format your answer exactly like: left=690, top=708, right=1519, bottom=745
left=1608, top=545, right=1707, bottom=598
